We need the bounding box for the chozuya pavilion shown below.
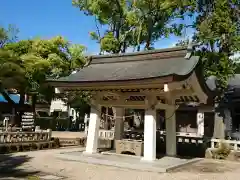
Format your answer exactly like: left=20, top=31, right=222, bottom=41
left=48, top=45, right=213, bottom=161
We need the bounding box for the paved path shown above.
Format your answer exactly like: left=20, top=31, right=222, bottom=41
left=1, top=148, right=240, bottom=180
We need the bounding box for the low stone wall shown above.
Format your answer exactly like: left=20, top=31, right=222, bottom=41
left=51, top=131, right=112, bottom=148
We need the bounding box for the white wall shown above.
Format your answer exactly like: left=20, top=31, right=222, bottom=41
left=50, top=98, right=77, bottom=121
left=50, top=99, right=68, bottom=112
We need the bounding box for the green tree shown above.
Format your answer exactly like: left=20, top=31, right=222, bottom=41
left=170, top=0, right=239, bottom=93
left=0, top=25, right=19, bottom=48
left=66, top=92, right=90, bottom=118
left=0, top=25, right=21, bottom=105
left=0, top=49, right=25, bottom=105
left=73, top=0, right=132, bottom=54
left=0, top=36, right=86, bottom=125
left=194, top=0, right=240, bottom=92
left=3, top=36, right=86, bottom=92
left=175, top=37, right=192, bottom=47
left=73, top=0, right=185, bottom=53
left=128, top=0, right=185, bottom=50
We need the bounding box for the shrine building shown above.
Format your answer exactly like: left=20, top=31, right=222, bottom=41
left=48, top=46, right=214, bottom=161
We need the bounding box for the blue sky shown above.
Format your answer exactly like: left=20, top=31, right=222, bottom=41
left=1, top=0, right=195, bottom=54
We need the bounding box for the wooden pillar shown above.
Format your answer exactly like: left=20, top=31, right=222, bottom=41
left=213, top=104, right=225, bottom=139
left=113, top=107, right=125, bottom=140
left=104, top=107, right=109, bottom=129
left=166, top=105, right=176, bottom=156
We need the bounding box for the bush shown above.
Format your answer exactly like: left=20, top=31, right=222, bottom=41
left=214, top=142, right=231, bottom=159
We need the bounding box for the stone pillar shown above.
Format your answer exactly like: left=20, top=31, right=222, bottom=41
left=84, top=114, right=89, bottom=135
left=213, top=112, right=225, bottom=139
left=113, top=107, right=125, bottom=140
left=85, top=105, right=101, bottom=154
left=224, top=109, right=232, bottom=138
left=104, top=107, right=109, bottom=129
left=142, top=109, right=156, bottom=161
left=166, top=106, right=176, bottom=156
left=197, top=110, right=204, bottom=136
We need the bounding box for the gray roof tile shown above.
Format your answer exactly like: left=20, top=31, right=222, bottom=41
left=52, top=46, right=200, bottom=83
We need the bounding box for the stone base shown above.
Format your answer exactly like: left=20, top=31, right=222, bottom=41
left=166, top=154, right=177, bottom=158
left=82, top=150, right=98, bottom=155
left=141, top=157, right=156, bottom=162
left=115, top=139, right=143, bottom=156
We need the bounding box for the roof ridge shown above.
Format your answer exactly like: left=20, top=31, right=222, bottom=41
left=90, top=46, right=188, bottom=60
left=89, top=47, right=189, bottom=65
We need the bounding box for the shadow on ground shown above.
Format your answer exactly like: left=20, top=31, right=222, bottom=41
left=172, top=160, right=239, bottom=173
left=0, top=154, right=40, bottom=178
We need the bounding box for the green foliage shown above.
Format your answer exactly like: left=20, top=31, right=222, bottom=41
left=170, top=0, right=240, bottom=95
left=73, top=0, right=130, bottom=53
left=100, top=32, right=120, bottom=53
left=0, top=49, right=25, bottom=90
left=202, top=53, right=236, bottom=91
left=69, top=95, right=90, bottom=117
left=0, top=36, right=87, bottom=104
left=0, top=24, right=19, bottom=48
left=214, top=142, right=231, bottom=159
left=60, top=91, right=90, bottom=117
left=193, top=0, right=240, bottom=93
left=175, top=39, right=190, bottom=47
left=129, top=0, right=185, bottom=50
left=73, top=0, right=186, bottom=53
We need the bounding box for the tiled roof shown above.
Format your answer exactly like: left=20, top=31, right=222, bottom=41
left=50, top=46, right=199, bottom=83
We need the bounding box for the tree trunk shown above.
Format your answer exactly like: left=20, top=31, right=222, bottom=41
left=137, top=23, right=143, bottom=52
left=145, top=19, right=153, bottom=50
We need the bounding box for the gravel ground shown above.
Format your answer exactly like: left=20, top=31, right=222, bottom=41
left=1, top=147, right=240, bottom=180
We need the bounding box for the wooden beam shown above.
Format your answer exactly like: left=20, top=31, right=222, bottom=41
left=96, top=88, right=194, bottom=98
left=97, top=99, right=147, bottom=109
left=186, top=72, right=208, bottom=104
left=53, top=76, right=173, bottom=90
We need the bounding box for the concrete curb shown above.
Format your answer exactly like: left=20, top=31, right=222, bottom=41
left=166, top=158, right=202, bottom=172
